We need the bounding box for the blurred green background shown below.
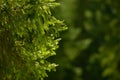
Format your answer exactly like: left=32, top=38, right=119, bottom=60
left=45, top=0, right=120, bottom=80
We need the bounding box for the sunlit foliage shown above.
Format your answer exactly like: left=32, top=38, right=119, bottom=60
left=0, top=0, right=66, bottom=80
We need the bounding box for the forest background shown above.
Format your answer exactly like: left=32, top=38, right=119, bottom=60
left=46, top=0, right=120, bottom=80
